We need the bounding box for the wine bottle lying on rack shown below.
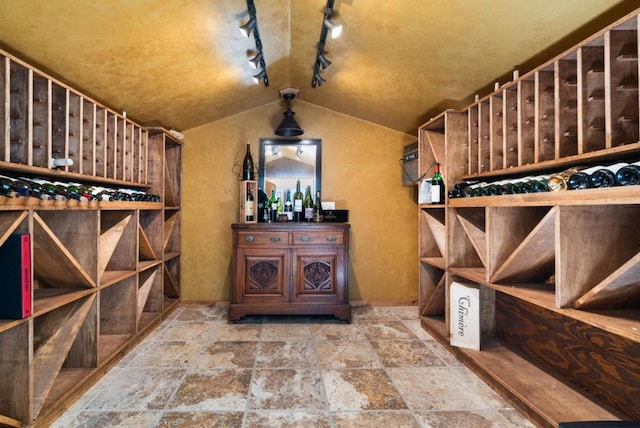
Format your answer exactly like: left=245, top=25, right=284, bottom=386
left=615, top=161, right=640, bottom=186
left=590, top=162, right=629, bottom=188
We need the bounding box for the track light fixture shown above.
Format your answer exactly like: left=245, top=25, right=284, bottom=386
left=240, top=0, right=269, bottom=87
left=311, top=0, right=342, bottom=88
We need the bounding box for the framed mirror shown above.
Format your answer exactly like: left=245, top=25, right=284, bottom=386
left=258, top=138, right=321, bottom=199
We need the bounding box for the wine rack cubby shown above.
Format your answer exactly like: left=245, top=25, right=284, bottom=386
left=417, top=7, right=640, bottom=425
left=0, top=47, right=181, bottom=427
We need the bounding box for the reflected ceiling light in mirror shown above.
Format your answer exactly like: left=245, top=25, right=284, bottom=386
left=274, top=88, right=304, bottom=137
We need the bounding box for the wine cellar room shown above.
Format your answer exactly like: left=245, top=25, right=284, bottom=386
left=2, top=1, right=640, bottom=427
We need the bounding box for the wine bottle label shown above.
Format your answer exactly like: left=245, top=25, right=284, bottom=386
left=305, top=207, right=314, bottom=219
left=245, top=202, right=254, bottom=216
left=430, top=184, right=442, bottom=203
left=294, top=200, right=303, bottom=212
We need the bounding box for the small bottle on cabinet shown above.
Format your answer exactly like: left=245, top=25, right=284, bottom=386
left=313, top=191, right=323, bottom=222
left=303, top=185, right=314, bottom=221
left=284, top=190, right=293, bottom=221
left=430, top=162, right=445, bottom=204
left=293, top=179, right=304, bottom=222
left=245, top=183, right=254, bottom=222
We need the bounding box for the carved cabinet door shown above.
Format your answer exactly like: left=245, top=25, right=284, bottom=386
left=291, top=248, right=345, bottom=303
left=236, top=247, right=290, bottom=303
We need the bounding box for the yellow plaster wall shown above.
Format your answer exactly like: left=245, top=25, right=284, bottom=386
left=181, top=100, right=418, bottom=303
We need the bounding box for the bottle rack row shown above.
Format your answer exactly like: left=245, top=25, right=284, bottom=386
left=436, top=13, right=640, bottom=180
left=0, top=207, right=180, bottom=425
left=1, top=49, right=150, bottom=184
left=417, top=7, right=640, bottom=424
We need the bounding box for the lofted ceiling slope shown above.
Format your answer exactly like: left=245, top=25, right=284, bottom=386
left=0, top=0, right=638, bottom=135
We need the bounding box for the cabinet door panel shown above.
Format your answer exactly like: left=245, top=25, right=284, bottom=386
left=292, top=248, right=344, bottom=303
left=236, top=248, right=289, bottom=303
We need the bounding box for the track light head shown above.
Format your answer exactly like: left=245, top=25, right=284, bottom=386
left=253, top=69, right=269, bottom=87
left=239, top=16, right=256, bottom=37
left=317, top=53, right=332, bottom=70
left=324, top=18, right=342, bottom=39
left=312, top=72, right=326, bottom=88
left=248, top=51, right=263, bottom=69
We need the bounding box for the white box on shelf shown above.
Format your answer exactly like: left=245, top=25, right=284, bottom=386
left=450, top=281, right=494, bottom=351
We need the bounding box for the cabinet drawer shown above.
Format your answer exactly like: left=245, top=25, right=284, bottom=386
left=292, top=230, right=344, bottom=245
left=237, top=231, right=289, bottom=246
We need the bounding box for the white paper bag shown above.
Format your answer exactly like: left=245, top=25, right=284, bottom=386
left=418, top=179, right=431, bottom=204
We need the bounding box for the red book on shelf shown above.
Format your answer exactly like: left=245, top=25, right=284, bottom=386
left=0, top=234, right=32, bottom=319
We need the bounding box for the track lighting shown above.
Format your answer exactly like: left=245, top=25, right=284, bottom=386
left=311, top=0, right=342, bottom=88
left=240, top=0, right=269, bottom=87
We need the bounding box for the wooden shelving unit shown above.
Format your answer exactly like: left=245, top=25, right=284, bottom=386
left=0, top=48, right=181, bottom=427
left=418, top=8, right=640, bottom=427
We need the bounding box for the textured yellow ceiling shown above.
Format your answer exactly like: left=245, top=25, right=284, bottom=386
left=0, top=0, right=637, bottom=134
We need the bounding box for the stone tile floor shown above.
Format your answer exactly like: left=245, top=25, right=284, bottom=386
left=52, top=305, right=535, bottom=427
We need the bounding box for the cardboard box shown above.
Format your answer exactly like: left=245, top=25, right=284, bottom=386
left=449, top=281, right=494, bottom=351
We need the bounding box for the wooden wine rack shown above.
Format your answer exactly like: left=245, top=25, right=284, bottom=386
left=418, top=8, right=640, bottom=427
left=0, top=47, right=181, bottom=427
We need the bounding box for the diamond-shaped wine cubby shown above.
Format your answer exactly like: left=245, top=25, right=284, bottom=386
left=447, top=207, right=486, bottom=281
left=487, top=206, right=555, bottom=285
left=419, top=208, right=446, bottom=267
left=138, top=266, right=163, bottom=332
left=99, top=210, right=136, bottom=287
left=32, top=294, right=97, bottom=419
left=164, top=256, right=181, bottom=308
left=558, top=205, right=640, bottom=309
left=164, top=210, right=181, bottom=257
left=139, top=209, right=162, bottom=268
left=98, top=277, right=136, bottom=364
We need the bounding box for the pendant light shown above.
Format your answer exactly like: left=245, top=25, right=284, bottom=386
left=274, top=91, right=304, bottom=137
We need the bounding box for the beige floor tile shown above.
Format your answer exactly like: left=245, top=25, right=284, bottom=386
left=362, top=320, right=419, bottom=340
left=156, top=320, right=214, bottom=341
left=322, top=368, right=408, bottom=411
left=351, top=306, right=397, bottom=321
left=85, top=368, right=185, bottom=411
left=386, top=305, right=421, bottom=320
left=208, top=320, right=262, bottom=341
left=168, top=369, right=252, bottom=411
left=127, top=339, right=199, bottom=368
left=260, top=322, right=313, bottom=340
left=175, top=306, right=226, bottom=321
left=245, top=411, right=331, bottom=427
left=50, top=411, right=160, bottom=427
left=157, top=411, right=244, bottom=427
left=191, top=340, right=258, bottom=369
left=371, top=340, right=445, bottom=367
left=332, top=411, right=421, bottom=428
left=256, top=340, right=318, bottom=368
left=315, top=339, right=382, bottom=369
left=388, top=367, right=496, bottom=411
left=414, top=409, right=522, bottom=428
left=311, top=322, right=368, bottom=341
left=249, top=368, right=325, bottom=410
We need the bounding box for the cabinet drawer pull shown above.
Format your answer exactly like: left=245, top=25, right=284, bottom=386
left=244, top=235, right=255, bottom=242
left=326, top=236, right=337, bottom=242
left=300, top=235, right=311, bottom=242
left=270, top=236, right=281, bottom=242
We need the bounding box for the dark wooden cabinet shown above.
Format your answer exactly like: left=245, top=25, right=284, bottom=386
left=230, top=223, right=351, bottom=322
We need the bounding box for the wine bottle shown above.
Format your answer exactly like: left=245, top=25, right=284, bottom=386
left=245, top=183, right=254, bottom=222
left=269, top=189, right=277, bottom=223
left=615, top=161, right=640, bottom=186
left=567, top=165, right=601, bottom=190
left=284, top=190, right=293, bottom=221
left=313, top=191, right=323, bottom=222
left=258, top=187, right=268, bottom=222
left=547, top=167, right=584, bottom=191
left=430, top=162, right=445, bottom=204
left=293, top=179, right=304, bottom=222
left=590, top=162, right=628, bottom=188
left=0, top=177, right=19, bottom=198
left=0, top=175, right=32, bottom=197
left=303, top=185, right=314, bottom=221
left=276, top=191, right=283, bottom=220
left=242, top=143, right=254, bottom=180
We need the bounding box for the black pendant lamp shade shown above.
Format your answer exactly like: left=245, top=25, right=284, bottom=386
left=274, top=93, right=304, bottom=137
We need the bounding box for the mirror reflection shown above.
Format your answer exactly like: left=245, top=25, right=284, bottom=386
left=258, top=139, right=321, bottom=199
